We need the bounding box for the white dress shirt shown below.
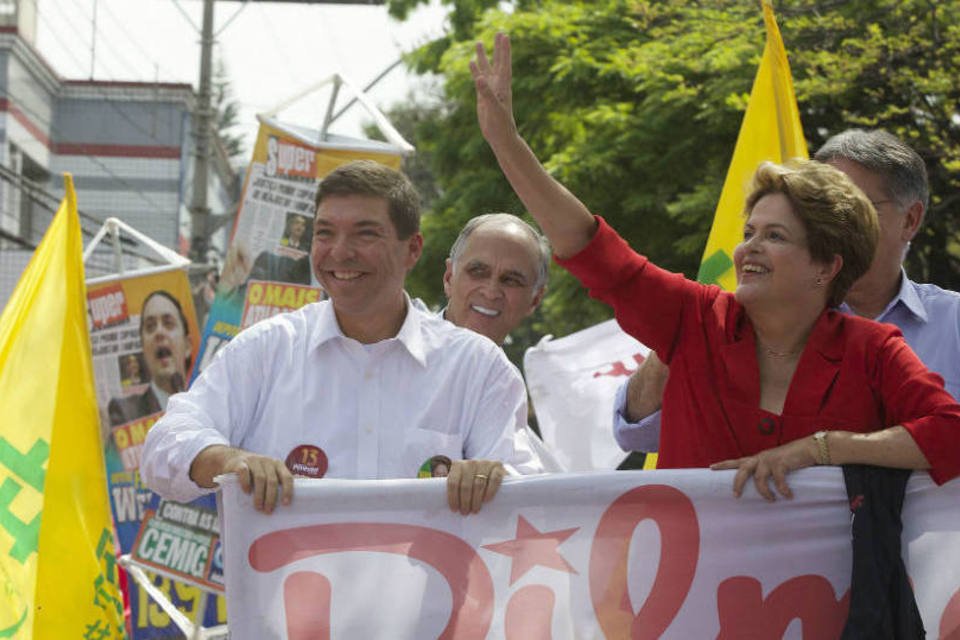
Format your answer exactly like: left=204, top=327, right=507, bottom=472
left=425, top=300, right=566, bottom=472
left=141, top=295, right=540, bottom=503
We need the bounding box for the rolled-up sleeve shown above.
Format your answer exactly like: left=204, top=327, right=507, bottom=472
left=877, top=334, right=960, bottom=484
left=141, top=330, right=263, bottom=502
left=612, top=379, right=662, bottom=453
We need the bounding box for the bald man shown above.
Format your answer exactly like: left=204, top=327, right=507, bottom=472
left=442, top=213, right=564, bottom=472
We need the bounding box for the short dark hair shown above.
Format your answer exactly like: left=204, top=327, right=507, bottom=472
left=814, top=129, right=929, bottom=214
left=315, top=160, right=421, bottom=239
left=140, top=290, right=192, bottom=371
left=746, top=160, right=879, bottom=308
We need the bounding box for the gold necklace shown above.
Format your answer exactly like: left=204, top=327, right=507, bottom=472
left=759, top=342, right=801, bottom=359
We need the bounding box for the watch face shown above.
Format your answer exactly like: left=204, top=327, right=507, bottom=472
left=285, top=444, right=328, bottom=478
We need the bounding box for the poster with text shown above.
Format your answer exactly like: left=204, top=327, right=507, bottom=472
left=88, top=268, right=225, bottom=638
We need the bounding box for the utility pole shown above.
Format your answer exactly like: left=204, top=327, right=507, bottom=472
left=188, top=0, right=387, bottom=263
left=189, top=0, right=215, bottom=263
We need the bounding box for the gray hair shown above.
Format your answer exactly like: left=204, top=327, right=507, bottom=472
left=449, top=213, right=551, bottom=291
left=814, top=129, right=929, bottom=214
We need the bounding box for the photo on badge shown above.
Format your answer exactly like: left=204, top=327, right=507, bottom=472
left=418, top=455, right=452, bottom=479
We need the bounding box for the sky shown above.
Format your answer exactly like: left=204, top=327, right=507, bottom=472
left=33, top=0, right=449, bottom=156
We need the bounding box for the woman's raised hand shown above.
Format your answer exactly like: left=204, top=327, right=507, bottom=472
left=470, top=33, right=518, bottom=149
left=468, top=31, right=598, bottom=257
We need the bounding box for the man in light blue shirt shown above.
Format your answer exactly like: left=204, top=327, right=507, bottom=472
left=614, top=129, right=960, bottom=453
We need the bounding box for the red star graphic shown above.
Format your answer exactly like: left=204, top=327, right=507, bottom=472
left=481, top=515, right=579, bottom=585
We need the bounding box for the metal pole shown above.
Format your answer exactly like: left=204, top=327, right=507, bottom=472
left=90, top=0, right=98, bottom=79
left=320, top=75, right=342, bottom=141
left=190, top=0, right=215, bottom=263
left=327, top=58, right=402, bottom=126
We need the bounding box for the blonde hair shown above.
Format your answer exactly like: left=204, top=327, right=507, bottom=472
left=746, top=160, right=879, bottom=307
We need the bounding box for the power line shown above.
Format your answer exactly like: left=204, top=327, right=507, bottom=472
left=170, top=0, right=201, bottom=32
left=36, top=0, right=130, bottom=79
left=2, top=87, right=171, bottom=215
left=34, top=0, right=89, bottom=76
left=96, top=0, right=174, bottom=77
left=35, top=2, right=192, bottom=149
left=0, top=162, right=177, bottom=265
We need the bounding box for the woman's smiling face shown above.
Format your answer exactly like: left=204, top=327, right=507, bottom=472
left=733, top=192, right=826, bottom=309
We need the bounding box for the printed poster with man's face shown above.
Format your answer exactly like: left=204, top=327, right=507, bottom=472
left=87, top=268, right=226, bottom=638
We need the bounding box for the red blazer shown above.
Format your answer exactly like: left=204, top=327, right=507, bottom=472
left=558, top=217, right=960, bottom=484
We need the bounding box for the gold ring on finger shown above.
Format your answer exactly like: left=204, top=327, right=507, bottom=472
left=474, top=474, right=488, bottom=483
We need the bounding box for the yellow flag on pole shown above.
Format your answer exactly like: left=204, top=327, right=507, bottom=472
left=643, top=1, right=807, bottom=471
left=696, top=0, right=808, bottom=290
left=0, top=175, right=126, bottom=638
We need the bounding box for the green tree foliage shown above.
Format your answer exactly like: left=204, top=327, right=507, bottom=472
left=387, top=0, right=960, bottom=361
left=363, top=92, right=442, bottom=214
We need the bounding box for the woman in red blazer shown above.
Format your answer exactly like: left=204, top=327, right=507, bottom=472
left=470, top=33, right=960, bottom=500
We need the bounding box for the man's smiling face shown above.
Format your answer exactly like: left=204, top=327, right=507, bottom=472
left=311, top=194, right=422, bottom=329
left=443, top=222, right=544, bottom=344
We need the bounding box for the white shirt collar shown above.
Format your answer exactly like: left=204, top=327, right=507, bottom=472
left=309, top=292, right=427, bottom=367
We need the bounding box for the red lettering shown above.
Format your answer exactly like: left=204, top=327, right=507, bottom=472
left=285, top=571, right=331, bottom=640
left=249, top=523, right=494, bottom=639
left=505, top=585, right=554, bottom=639
left=940, top=586, right=960, bottom=639
left=593, top=353, right=646, bottom=379
left=88, top=284, right=128, bottom=329
left=716, top=575, right=849, bottom=639
left=589, top=485, right=699, bottom=639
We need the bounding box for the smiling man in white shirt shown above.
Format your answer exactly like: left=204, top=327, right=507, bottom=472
left=441, top=213, right=565, bottom=471
left=141, top=160, right=540, bottom=515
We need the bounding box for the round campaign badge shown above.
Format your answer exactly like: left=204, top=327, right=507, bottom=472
left=417, top=454, right=452, bottom=479
left=285, top=445, right=328, bottom=478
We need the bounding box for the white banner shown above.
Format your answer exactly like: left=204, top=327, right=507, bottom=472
left=218, top=469, right=960, bottom=639
left=525, top=319, right=648, bottom=471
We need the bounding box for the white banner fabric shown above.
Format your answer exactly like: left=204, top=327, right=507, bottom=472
left=218, top=469, right=960, bottom=639
left=524, top=319, right=649, bottom=471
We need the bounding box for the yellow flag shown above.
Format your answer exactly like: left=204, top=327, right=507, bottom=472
left=0, top=175, right=126, bottom=638
left=644, top=1, right=807, bottom=471
left=696, top=0, right=808, bottom=290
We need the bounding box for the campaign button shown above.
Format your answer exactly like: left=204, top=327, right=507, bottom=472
left=285, top=445, right=328, bottom=478
left=417, top=455, right=452, bottom=479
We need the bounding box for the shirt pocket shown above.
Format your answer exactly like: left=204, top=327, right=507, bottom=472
left=403, top=428, right=463, bottom=477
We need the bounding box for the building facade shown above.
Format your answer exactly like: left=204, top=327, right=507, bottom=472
left=0, top=1, right=238, bottom=298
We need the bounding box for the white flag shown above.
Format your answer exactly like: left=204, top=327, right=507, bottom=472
left=524, top=319, right=648, bottom=471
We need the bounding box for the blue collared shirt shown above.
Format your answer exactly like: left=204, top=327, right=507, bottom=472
left=838, top=271, right=960, bottom=399
left=613, top=270, right=960, bottom=452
